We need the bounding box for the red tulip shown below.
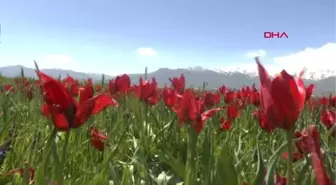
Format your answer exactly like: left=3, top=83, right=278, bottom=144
left=63, top=75, right=80, bottom=97
left=134, top=77, right=159, bottom=105
left=329, top=96, right=336, bottom=107
left=274, top=173, right=287, bottom=185
left=37, top=71, right=118, bottom=131
left=107, top=74, right=131, bottom=96
left=169, top=74, right=185, bottom=94
left=256, top=57, right=306, bottom=131
left=173, top=89, right=221, bottom=133
left=224, top=91, right=236, bottom=104
left=227, top=104, right=239, bottom=119
left=2, top=84, right=15, bottom=92
left=203, top=91, right=220, bottom=108
left=218, top=85, right=227, bottom=95
left=305, top=84, right=315, bottom=101
left=253, top=109, right=276, bottom=133
left=320, top=109, right=336, bottom=135
left=90, top=128, right=108, bottom=151
left=281, top=130, right=306, bottom=162
left=320, top=97, right=329, bottom=106
left=250, top=91, right=260, bottom=107
left=281, top=151, right=304, bottom=162
left=301, top=125, right=335, bottom=185
left=162, top=86, right=178, bottom=108
left=220, top=117, right=232, bottom=130
left=321, top=109, right=336, bottom=128
left=78, top=83, right=94, bottom=105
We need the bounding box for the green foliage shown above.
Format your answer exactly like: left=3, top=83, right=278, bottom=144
left=0, top=80, right=335, bottom=185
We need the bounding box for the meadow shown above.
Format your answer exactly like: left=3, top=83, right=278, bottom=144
left=0, top=59, right=335, bottom=185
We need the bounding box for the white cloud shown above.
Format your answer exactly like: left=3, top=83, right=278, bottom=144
left=217, top=43, right=336, bottom=79
left=136, top=47, right=157, bottom=57
left=271, top=43, right=336, bottom=76
left=245, top=49, right=266, bottom=58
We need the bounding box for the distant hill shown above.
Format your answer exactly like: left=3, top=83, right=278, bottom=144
left=0, top=65, right=110, bottom=81
left=0, top=65, right=335, bottom=95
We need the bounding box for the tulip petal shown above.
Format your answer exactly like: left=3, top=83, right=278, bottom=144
left=79, top=83, right=94, bottom=105
left=256, top=57, right=272, bottom=88
left=256, top=59, right=274, bottom=112
left=49, top=106, right=70, bottom=131
left=91, top=95, right=119, bottom=115
left=201, top=107, right=221, bottom=121
left=270, top=70, right=298, bottom=129
left=38, top=72, right=73, bottom=110
left=74, top=94, right=118, bottom=127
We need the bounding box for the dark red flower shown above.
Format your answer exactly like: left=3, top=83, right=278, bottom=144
left=36, top=70, right=74, bottom=111
left=172, top=89, right=221, bottom=133
left=37, top=71, right=118, bottom=131
left=301, top=125, right=335, bottom=185
left=169, top=74, right=185, bottom=94
left=253, top=109, right=276, bottom=133
left=320, top=109, right=336, bottom=129
left=107, top=74, right=131, bottom=96
left=90, top=127, right=108, bottom=151
left=62, top=75, right=80, bottom=97
left=78, top=83, right=94, bottom=105
left=227, top=104, right=239, bottom=119
left=329, top=96, right=336, bottom=107
left=250, top=91, right=260, bottom=107
left=224, top=91, right=236, bottom=104
left=1, top=84, right=15, bottom=93
left=320, top=108, right=336, bottom=137
left=274, top=173, right=287, bottom=185
left=320, top=97, right=329, bottom=106
left=305, top=84, right=315, bottom=101
left=134, top=77, right=159, bottom=105
left=220, top=117, right=232, bottom=130
left=218, top=85, right=227, bottom=95
left=162, top=86, right=178, bottom=108
left=203, top=91, right=220, bottom=108
left=281, top=151, right=304, bottom=162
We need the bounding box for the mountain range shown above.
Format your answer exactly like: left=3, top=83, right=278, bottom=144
left=0, top=65, right=335, bottom=95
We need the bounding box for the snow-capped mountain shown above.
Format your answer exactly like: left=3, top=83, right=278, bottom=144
left=0, top=65, right=335, bottom=94
left=192, top=66, right=336, bottom=80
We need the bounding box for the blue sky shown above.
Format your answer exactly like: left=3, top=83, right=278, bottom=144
left=0, top=0, right=335, bottom=76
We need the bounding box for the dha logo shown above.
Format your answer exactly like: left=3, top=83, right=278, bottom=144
left=264, top=32, right=288, bottom=39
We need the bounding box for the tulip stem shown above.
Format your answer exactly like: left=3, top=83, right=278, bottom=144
left=185, top=126, right=197, bottom=185
left=286, top=127, right=295, bottom=185
left=57, top=130, right=71, bottom=184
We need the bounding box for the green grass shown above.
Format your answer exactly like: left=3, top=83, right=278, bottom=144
left=0, top=78, right=335, bottom=185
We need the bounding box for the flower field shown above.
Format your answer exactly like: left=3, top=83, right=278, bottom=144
left=0, top=58, right=335, bottom=185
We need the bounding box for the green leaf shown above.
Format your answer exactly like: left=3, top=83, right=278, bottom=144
left=324, top=153, right=336, bottom=181
left=184, top=127, right=198, bottom=185
left=295, top=159, right=310, bottom=185
left=108, top=162, right=121, bottom=185
left=264, top=141, right=288, bottom=185
left=158, top=150, right=186, bottom=179
left=202, top=128, right=213, bottom=185
left=252, top=141, right=265, bottom=185
left=215, top=143, right=238, bottom=185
